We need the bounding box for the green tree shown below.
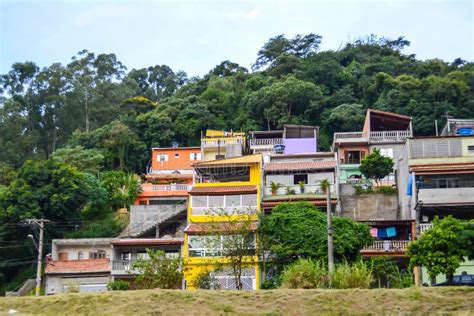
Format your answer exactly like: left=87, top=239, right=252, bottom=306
left=133, top=249, right=183, bottom=289
left=258, top=202, right=372, bottom=264
left=359, top=149, right=394, bottom=184
left=51, top=146, right=104, bottom=174
left=407, top=216, right=472, bottom=285
left=100, top=171, right=141, bottom=211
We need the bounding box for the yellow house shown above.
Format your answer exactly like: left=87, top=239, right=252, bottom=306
left=200, top=130, right=246, bottom=161
left=183, top=154, right=262, bottom=290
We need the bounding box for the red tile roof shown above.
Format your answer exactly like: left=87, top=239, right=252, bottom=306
left=190, top=185, right=257, bottom=195
left=184, top=222, right=259, bottom=234
left=111, top=238, right=183, bottom=246
left=265, top=161, right=336, bottom=172
left=45, top=259, right=110, bottom=274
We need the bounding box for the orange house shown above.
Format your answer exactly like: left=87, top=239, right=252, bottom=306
left=135, top=147, right=202, bottom=205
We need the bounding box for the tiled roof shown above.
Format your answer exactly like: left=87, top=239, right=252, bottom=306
left=190, top=185, right=257, bottom=195
left=111, top=238, right=183, bottom=246
left=368, top=109, right=411, bottom=120
left=265, top=161, right=336, bottom=172
left=45, top=259, right=110, bottom=274
left=194, top=154, right=262, bottom=167
left=184, top=222, right=259, bottom=234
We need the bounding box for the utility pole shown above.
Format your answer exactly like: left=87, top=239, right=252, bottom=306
left=23, top=219, right=49, bottom=296
left=326, top=183, right=334, bottom=273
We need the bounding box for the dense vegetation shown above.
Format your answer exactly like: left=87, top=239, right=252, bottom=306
left=0, top=33, right=473, bottom=292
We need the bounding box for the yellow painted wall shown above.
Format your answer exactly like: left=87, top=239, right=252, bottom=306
left=183, top=158, right=262, bottom=290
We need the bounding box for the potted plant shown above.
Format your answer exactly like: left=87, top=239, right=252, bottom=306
left=270, top=181, right=282, bottom=195
left=298, top=181, right=306, bottom=194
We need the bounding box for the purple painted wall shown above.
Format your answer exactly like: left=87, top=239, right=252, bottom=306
left=284, top=138, right=317, bottom=154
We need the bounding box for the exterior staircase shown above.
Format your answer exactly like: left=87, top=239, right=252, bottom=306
left=6, top=279, right=36, bottom=296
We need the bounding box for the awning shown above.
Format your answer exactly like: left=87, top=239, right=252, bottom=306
left=410, top=163, right=474, bottom=175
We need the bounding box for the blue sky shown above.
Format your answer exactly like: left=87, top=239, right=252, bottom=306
left=0, top=0, right=472, bottom=77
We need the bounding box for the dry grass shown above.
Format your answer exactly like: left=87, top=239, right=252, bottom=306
left=1, top=287, right=473, bottom=315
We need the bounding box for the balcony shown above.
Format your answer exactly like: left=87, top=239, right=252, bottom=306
left=419, top=223, right=433, bottom=234
left=334, top=131, right=412, bottom=144
left=361, top=240, right=410, bottom=254
left=147, top=168, right=194, bottom=175
left=201, top=137, right=244, bottom=148
left=249, top=138, right=283, bottom=150
left=111, top=260, right=139, bottom=275
left=264, top=183, right=334, bottom=196
left=142, top=184, right=192, bottom=192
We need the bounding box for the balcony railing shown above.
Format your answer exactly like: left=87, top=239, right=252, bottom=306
left=111, top=260, right=139, bottom=274
left=419, top=223, right=433, bottom=234
left=362, top=240, right=410, bottom=253
left=192, top=206, right=258, bottom=216
left=249, top=138, right=283, bottom=148
left=201, top=138, right=244, bottom=148
left=334, top=131, right=412, bottom=143
left=142, top=184, right=192, bottom=192
left=264, top=183, right=334, bottom=196
left=147, top=168, right=194, bottom=175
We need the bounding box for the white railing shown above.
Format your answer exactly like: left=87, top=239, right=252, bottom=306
left=201, top=138, right=244, bottom=147
left=147, top=169, right=194, bottom=175
left=369, top=130, right=412, bottom=142
left=192, top=206, right=258, bottom=216
left=419, top=223, right=433, bottom=234
left=249, top=138, right=283, bottom=147
left=265, top=183, right=334, bottom=196
left=334, top=130, right=412, bottom=143
left=111, top=260, right=138, bottom=274
left=142, top=184, right=192, bottom=192
left=362, top=240, right=410, bottom=252
left=333, top=132, right=367, bottom=141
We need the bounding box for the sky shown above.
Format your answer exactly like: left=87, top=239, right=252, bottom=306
left=0, top=0, right=473, bottom=77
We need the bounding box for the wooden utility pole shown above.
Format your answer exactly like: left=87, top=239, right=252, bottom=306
left=326, top=183, right=334, bottom=273
left=24, top=219, right=49, bottom=296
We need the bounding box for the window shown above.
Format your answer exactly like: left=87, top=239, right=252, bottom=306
left=77, top=251, right=84, bottom=260
left=208, top=195, right=224, bottom=208
left=468, top=145, right=474, bottom=153
left=379, top=148, right=394, bottom=158
left=345, top=151, right=362, bottom=164
left=190, top=153, right=202, bottom=161
left=121, top=252, right=131, bottom=261
left=215, top=154, right=225, bottom=160
left=225, top=195, right=241, bottom=207
left=293, top=174, right=308, bottom=185
left=174, top=153, right=180, bottom=158
left=158, top=154, right=168, bottom=162
left=191, top=194, right=257, bottom=215
left=90, top=250, right=107, bottom=259
left=136, top=252, right=149, bottom=260
left=188, top=234, right=256, bottom=257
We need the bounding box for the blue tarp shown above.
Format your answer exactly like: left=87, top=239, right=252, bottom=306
left=406, top=173, right=413, bottom=196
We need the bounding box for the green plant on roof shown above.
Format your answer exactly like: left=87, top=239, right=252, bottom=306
left=270, top=181, right=282, bottom=195
left=298, top=181, right=305, bottom=193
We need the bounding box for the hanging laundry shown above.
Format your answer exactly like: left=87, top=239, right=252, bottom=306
left=377, top=228, right=388, bottom=238
left=386, top=226, right=397, bottom=237
left=370, top=228, right=378, bottom=237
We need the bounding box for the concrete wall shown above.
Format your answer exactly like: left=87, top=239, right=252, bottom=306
left=52, top=242, right=113, bottom=261
left=129, top=200, right=187, bottom=236
left=418, top=187, right=474, bottom=205
left=396, top=142, right=415, bottom=220
left=370, top=143, right=405, bottom=164
left=45, top=275, right=110, bottom=295
left=339, top=184, right=399, bottom=220
left=421, top=259, right=474, bottom=285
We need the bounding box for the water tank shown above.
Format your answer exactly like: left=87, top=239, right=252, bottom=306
left=456, top=127, right=473, bottom=136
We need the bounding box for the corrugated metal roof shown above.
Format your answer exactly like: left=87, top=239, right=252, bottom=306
left=190, top=185, right=257, bottom=195
left=194, top=154, right=262, bottom=167
left=265, top=161, right=336, bottom=172
left=184, top=222, right=258, bottom=234
left=45, top=259, right=110, bottom=274
left=410, top=163, right=474, bottom=174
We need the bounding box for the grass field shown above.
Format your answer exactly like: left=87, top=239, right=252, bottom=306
left=1, top=287, right=473, bottom=315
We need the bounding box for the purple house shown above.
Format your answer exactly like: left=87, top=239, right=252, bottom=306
left=283, top=125, right=318, bottom=154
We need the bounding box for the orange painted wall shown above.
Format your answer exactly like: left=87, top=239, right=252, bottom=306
left=338, top=145, right=369, bottom=163
left=151, top=147, right=201, bottom=171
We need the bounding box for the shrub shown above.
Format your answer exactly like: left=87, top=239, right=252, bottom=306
left=194, top=269, right=220, bottom=290
left=374, top=186, right=397, bottom=195
left=133, top=249, right=183, bottom=289
left=281, top=259, right=328, bottom=289
left=107, top=280, right=130, bottom=291
left=388, top=269, right=414, bottom=288
left=330, top=260, right=373, bottom=289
